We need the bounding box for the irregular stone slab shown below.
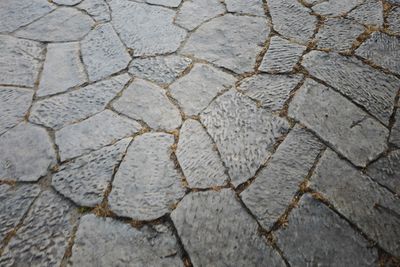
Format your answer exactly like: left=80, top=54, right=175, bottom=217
left=110, top=0, right=186, bottom=56
left=171, top=190, right=286, bottom=267
left=387, top=7, right=400, bottom=35
left=239, top=74, right=302, bottom=111
left=347, top=0, right=383, bottom=27
left=275, top=194, right=378, bottom=266
left=128, top=55, right=191, bottom=85
left=81, top=24, right=131, bottom=82
left=109, top=133, right=185, bottom=220
left=391, top=110, right=400, bottom=147
left=310, top=149, right=400, bottom=257
left=259, top=36, right=306, bottom=73
left=30, top=74, right=130, bottom=129
left=56, top=110, right=141, bottom=161
left=175, top=0, right=225, bottom=31
left=77, top=0, right=111, bottom=22
left=201, top=90, right=289, bottom=186
left=289, top=79, right=388, bottom=167
left=146, top=0, right=181, bottom=7
left=0, top=87, right=33, bottom=135
left=312, top=0, right=362, bottom=16
left=170, top=63, right=236, bottom=116
left=52, top=138, right=131, bottom=207
left=54, top=0, right=82, bottom=5
left=225, top=0, right=265, bottom=16
left=0, top=35, right=44, bottom=87
left=0, top=184, right=40, bottom=241
left=267, top=0, right=316, bottom=44
left=182, top=14, right=269, bottom=73
left=0, top=123, right=56, bottom=181
left=0, top=190, right=76, bottom=267
left=112, top=79, right=181, bottom=130
left=15, top=7, right=94, bottom=42
left=241, top=126, right=324, bottom=230
left=302, top=51, right=400, bottom=125
left=71, top=215, right=183, bottom=266
left=37, top=42, right=86, bottom=97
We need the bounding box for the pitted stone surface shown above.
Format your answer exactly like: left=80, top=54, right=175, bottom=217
left=347, top=0, right=383, bottom=27
left=170, top=63, right=236, bottom=116
left=71, top=215, right=183, bottom=266
left=312, top=0, right=363, bottom=17
left=391, top=110, right=400, bottom=147
left=146, top=0, right=181, bottom=7
left=182, top=14, right=269, bottom=73
left=171, top=190, right=286, bottom=267
left=77, top=0, right=111, bottom=22
left=108, top=133, right=185, bottom=220
left=387, top=7, right=400, bottom=35
left=52, top=138, right=131, bottom=207
left=201, top=90, right=289, bottom=186
left=225, top=0, right=265, bottom=16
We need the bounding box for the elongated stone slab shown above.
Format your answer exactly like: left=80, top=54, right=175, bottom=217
left=77, top=0, right=111, bottom=22
left=347, top=0, right=383, bottom=27
left=312, top=0, right=362, bottom=16
left=387, top=7, right=400, bottom=35
left=391, top=110, right=400, bottom=147
left=225, top=0, right=265, bottom=16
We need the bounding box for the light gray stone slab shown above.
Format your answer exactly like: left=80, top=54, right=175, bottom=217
left=146, top=0, right=181, bottom=7
left=312, top=0, right=363, bottom=16
left=182, top=14, right=269, bottom=73
left=109, top=133, right=185, bottom=220
left=347, top=0, right=383, bottom=27
left=387, top=7, right=400, bottom=35
left=171, top=190, right=286, bottom=267
left=77, top=0, right=110, bottom=22
left=201, top=90, right=289, bottom=186
left=225, top=0, right=265, bottom=16
left=170, top=63, right=236, bottom=116
left=54, top=0, right=82, bottom=5
left=391, top=110, right=400, bottom=147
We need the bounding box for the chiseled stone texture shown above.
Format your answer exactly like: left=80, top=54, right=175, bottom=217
left=201, top=90, right=289, bottom=186
left=225, top=0, right=265, bottom=16
left=302, top=51, right=400, bottom=125
left=0, top=123, right=56, bottom=181
left=0, top=35, right=44, bottom=87
left=146, top=0, right=181, bottom=7
left=171, top=190, right=286, bottom=267
left=239, top=74, right=302, bottom=111
left=30, top=74, right=130, bottom=129
left=310, top=149, right=400, bottom=258
left=182, top=14, right=269, bottom=74
left=0, top=190, right=77, bottom=267
left=275, top=194, right=378, bottom=266
left=71, top=215, right=183, bottom=266
left=77, top=0, right=111, bottom=22
left=112, top=79, right=182, bottom=130
left=347, top=0, right=383, bottom=27
left=312, top=0, right=363, bottom=16
left=241, top=126, right=324, bottom=230
left=109, top=133, right=185, bottom=220
left=81, top=24, right=131, bottom=82
left=56, top=110, right=141, bottom=161
left=52, top=138, right=131, bottom=207
left=391, top=110, right=400, bottom=147
left=110, top=0, right=186, bottom=56
left=387, top=7, right=400, bottom=35
left=170, top=63, right=236, bottom=116
left=0, top=87, right=33, bottom=135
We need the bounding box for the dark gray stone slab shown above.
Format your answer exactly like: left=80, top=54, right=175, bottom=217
left=77, top=0, right=111, bottom=22
left=347, top=0, right=383, bottom=27
left=312, top=0, right=363, bottom=16
left=387, top=7, right=400, bottom=35
left=225, top=0, right=265, bottom=16
left=391, top=110, right=400, bottom=147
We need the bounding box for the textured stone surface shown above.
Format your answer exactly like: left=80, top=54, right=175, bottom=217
left=0, top=123, right=56, bottom=181
left=77, top=0, right=111, bottom=22
left=112, top=79, right=182, bottom=130
left=201, top=90, right=289, bottom=186
left=71, top=215, right=183, bottom=266
left=391, top=110, right=400, bottom=147
left=387, top=7, right=400, bottom=35
left=146, top=0, right=181, bottom=7
left=312, top=0, right=362, bottom=16
left=275, top=194, right=378, bottom=266
left=302, top=51, right=400, bottom=125
left=182, top=14, right=269, bottom=73
left=171, top=190, right=286, bottom=267
left=225, top=0, right=265, bottom=16
left=54, top=0, right=82, bottom=5
left=52, top=138, right=131, bottom=207
left=347, top=0, right=383, bottom=27
left=55, top=110, right=141, bottom=161
left=170, top=64, right=236, bottom=116
left=109, top=133, right=185, bottom=220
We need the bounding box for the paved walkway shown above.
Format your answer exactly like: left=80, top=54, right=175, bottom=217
left=1, top=0, right=400, bottom=266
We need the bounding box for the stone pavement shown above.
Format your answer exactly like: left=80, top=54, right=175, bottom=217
left=0, top=0, right=399, bottom=266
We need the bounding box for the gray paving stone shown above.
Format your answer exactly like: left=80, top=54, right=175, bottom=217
left=312, top=0, right=363, bottom=17
left=109, top=133, right=185, bottom=220
left=386, top=0, right=400, bottom=4
left=259, top=36, right=306, bottom=73
left=201, top=90, right=289, bottom=186
left=146, top=0, right=181, bottom=7
left=347, top=0, right=383, bottom=27
left=52, top=138, right=132, bottom=207
left=0, top=123, right=56, bottom=181
left=0, top=87, right=33, bottom=135
left=37, top=42, right=86, bottom=97
left=71, top=214, right=183, bottom=266
left=241, top=126, right=324, bottom=230
left=225, top=0, right=265, bottom=16
left=171, top=190, right=286, bottom=267
left=310, top=149, right=400, bottom=258
left=0, top=190, right=77, bottom=267
left=239, top=74, right=302, bottom=111
left=170, top=63, right=236, bottom=116
left=30, top=74, right=130, bottom=129
left=391, top=110, right=400, bottom=147
left=387, top=7, right=400, bottom=35
left=182, top=14, right=269, bottom=73
left=15, top=7, right=94, bottom=42
left=110, top=0, right=186, bottom=56
left=77, top=0, right=110, bottom=22
left=0, top=35, right=44, bottom=87
left=112, top=79, right=182, bottom=130
left=302, top=51, right=400, bottom=125
left=56, top=110, right=141, bottom=161
left=0, top=184, right=41, bottom=241
left=275, top=194, right=378, bottom=266
left=54, top=0, right=82, bottom=5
